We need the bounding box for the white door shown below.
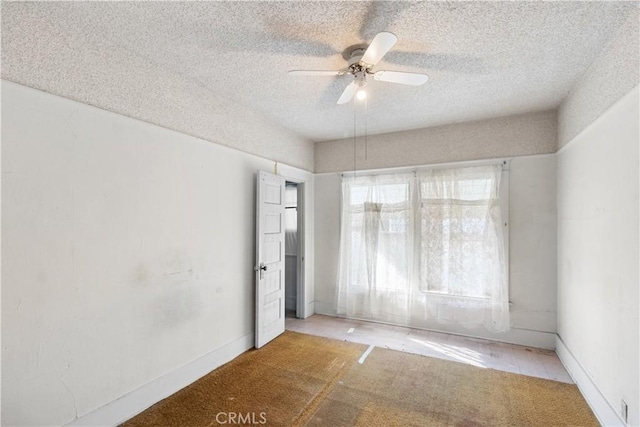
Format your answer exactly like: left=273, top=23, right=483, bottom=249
left=255, top=170, right=286, bottom=348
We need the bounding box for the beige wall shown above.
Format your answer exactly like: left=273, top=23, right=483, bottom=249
left=314, top=110, right=557, bottom=173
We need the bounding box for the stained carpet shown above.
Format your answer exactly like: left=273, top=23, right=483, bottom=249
left=123, top=331, right=597, bottom=427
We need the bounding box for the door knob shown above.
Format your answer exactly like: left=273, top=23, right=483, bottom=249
left=254, top=263, right=268, bottom=279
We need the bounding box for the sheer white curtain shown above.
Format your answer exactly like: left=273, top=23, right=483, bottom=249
left=418, top=165, right=509, bottom=332
left=336, top=165, right=510, bottom=333
left=337, top=173, right=416, bottom=325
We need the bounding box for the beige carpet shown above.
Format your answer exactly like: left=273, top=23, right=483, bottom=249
left=123, top=331, right=597, bottom=426
left=307, top=344, right=598, bottom=426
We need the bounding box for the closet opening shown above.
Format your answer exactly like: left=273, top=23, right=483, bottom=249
left=284, top=181, right=303, bottom=318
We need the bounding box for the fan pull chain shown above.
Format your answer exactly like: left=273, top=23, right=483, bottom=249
left=353, top=97, right=357, bottom=177
left=364, top=96, right=368, bottom=161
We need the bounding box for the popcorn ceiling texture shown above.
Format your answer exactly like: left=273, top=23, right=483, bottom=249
left=314, top=110, right=557, bottom=173
left=559, top=8, right=640, bottom=148
left=1, top=2, right=315, bottom=171
left=1, top=1, right=635, bottom=153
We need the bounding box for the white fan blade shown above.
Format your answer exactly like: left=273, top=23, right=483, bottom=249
left=374, top=70, right=429, bottom=86
left=337, top=81, right=357, bottom=104
left=288, top=70, right=344, bottom=76
left=361, top=32, right=398, bottom=66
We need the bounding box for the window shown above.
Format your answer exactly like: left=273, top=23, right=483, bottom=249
left=419, top=170, right=502, bottom=300
left=337, top=164, right=510, bottom=333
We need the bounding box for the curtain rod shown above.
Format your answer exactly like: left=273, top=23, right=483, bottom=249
left=340, top=158, right=509, bottom=177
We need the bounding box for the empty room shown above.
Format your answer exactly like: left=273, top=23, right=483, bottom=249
left=2, top=1, right=638, bottom=426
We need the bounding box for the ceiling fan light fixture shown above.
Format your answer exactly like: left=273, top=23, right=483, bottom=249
left=288, top=31, right=427, bottom=104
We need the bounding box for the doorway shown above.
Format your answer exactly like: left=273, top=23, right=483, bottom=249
left=284, top=181, right=303, bottom=318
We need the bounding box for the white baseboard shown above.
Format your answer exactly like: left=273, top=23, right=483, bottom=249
left=312, top=302, right=337, bottom=317
left=556, top=336, right=625, bottom=426
left=301, top=301, right=315, bottom=319
left=66, top=333, right=254, bottom=426
left=499, top=327, right=556, bottom=350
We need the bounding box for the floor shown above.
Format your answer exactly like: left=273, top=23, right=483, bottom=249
left=286, top=313, right=573, bottom=384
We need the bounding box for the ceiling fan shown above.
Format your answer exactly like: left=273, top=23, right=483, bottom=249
left=288, top=32, right=428, bottom=104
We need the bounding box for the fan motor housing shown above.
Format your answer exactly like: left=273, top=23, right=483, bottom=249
left=348, top=48, right=367, bottom=68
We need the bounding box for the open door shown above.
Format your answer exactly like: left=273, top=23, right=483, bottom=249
left=255, top=170, right=286, bottom=348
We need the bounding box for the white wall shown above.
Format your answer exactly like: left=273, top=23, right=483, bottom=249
left=315, top=110, right=557, bottom=173
left=557, top=87, right=639, bottom=426
left=314, top=154, right=558, bottom=348
left=555, top=6, right=639, bottom=424
left=508, top=155, right=558, bottom=335
left=313, top=173, right=342, bottom=318
left=1, top=81, right=314, bottom=426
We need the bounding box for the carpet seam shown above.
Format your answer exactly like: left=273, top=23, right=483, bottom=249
left=290, top=358, right=354, bottom=427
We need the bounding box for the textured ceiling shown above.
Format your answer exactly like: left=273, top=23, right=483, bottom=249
left=2, top=1, right=636, bottom=143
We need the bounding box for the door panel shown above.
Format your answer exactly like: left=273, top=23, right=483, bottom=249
left=264, top=213, right=281, bottom=234
left=264, top=183, right=282, bottom=204
left=264, top=270, right=282, bottom=295
left=255, top=170, right=286, bottom=348
left=263, top=240, right=281, bottom=264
